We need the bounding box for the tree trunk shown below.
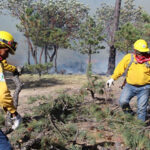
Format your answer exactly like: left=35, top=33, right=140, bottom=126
left=107, top=0, right=121, bottom=75
left=39, top=47, right=44, bottom=64
left=27, top=44, right=30, bottom=65
left=12, top=75, right=23, bottom=108
left=44, top=45, right=48, bottom=73
left=107, top=45, right=116, bottom=75
left=49, top=48, right=57, bottom=62
left=86, top=48, right=92, bottom=79
left=27, top=37, right=37, bottom=64
left=44, top=45, right=48, bottom=64
left=88, top=50, right=92, bottom=65
left=5, top=75, right=23, bottom=128
left=54, top=45, right=58, bottom=73
left=33, top=46, right=38, bottom=64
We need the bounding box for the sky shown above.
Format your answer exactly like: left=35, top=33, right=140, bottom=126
left=0, top=0, right=150, bottom=73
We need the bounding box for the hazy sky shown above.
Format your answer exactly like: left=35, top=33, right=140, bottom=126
left=0, top=0, right=150, bottom=73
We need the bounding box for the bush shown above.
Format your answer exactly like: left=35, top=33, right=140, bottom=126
left=24, top=63, right=53, bottom=77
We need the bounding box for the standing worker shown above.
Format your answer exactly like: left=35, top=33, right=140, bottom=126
left=0, top=31, right=22, bottom=149
left=107, top=39, right=150, bottom=122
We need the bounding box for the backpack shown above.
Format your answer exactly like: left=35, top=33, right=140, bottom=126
left=120, top=53, right=150, bottom=89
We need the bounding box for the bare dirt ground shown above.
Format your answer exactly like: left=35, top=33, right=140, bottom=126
left=8, top=74, right=128, bottom=116
left=8, top=74, right=90, bottom=116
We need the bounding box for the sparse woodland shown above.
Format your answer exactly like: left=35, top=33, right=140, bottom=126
left=0, top=0, right=150, bottom=149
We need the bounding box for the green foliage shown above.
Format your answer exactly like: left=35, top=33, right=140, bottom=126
left=96, top=0, right=143, bottom=47
left=73, top=15, right=104, bottom=65
left=115, top=22, right=141, bottom=52
left=120, top=125, right=150, bottom=149
left=90, top=104, right=150, bottom=150
left=25, top=7, right=33, bottom=16
left=97, top=0, right=143, bottom=29
left=87, top=135, right=96, bottom=145
left=142, top=12, right=150, bottom=23
left=89, top=104, right=106, bottom=121
left=10, top=123, right=30, bottom=144
left=40, top=135, right=66, bottom=150
left=7, top=0, right=89, bottom=66
left=24, top=63, right=53, bottom=77
left=62, top=123, right=78, bottom=140
left=27, top=119, right=45, bottom=132
left=34, top=102, right=53, bottom=117
left=33, top=92, right=84, bottom=125
left=9, top=88, right=150, bottom=150
left=28, top=96, right=39, bottom=104
left=0, top=0, right=4, bottom=12
left=104, top=105, right=150, bottom=150
left=40, top=136, right=52, bottom=150
left=86, top=63, right=92, bottom=78
left=50, top=93, right=84, bottom=122
left=28, top=95, right=48, bottom=104
left=120, top=0, right=143, bottom=25
left=85, top=63, right=105, bottom=99
left=29, top=93, right=85, bottom=149
left=78, top=130, right=87, bottom=139
left=8, top=74, right=150, bottom=150
left=70, top=145, right=82, bottom=150
left=140, top=13, right=150, bottom=42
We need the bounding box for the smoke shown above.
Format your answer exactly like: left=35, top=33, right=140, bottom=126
left=7, top=42, right=125, bottom=74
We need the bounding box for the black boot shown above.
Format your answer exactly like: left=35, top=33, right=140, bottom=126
left=122, top=103, right=135, bottom=116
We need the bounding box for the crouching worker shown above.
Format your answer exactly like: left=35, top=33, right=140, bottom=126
left=0, top=31, right=22, bottom=130
left=107, top=39, right=150, bottom=122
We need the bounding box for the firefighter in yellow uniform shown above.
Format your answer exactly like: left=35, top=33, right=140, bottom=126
left=2, top=59, right=17, bottom=73
left=107, top=39, right=150, bottom=122
left=0, top=31, right=22, bottom=130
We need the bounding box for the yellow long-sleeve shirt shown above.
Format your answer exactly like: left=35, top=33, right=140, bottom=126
left=111, top=53, right=150, bottom=85
left=2, top=59, right=16, bottom=72
left=0, top=60, right=17, bottom=113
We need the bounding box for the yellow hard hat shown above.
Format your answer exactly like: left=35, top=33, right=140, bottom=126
left=0, top=31, right=17, bottom=55
left=133, top=39, right=149, bottom=52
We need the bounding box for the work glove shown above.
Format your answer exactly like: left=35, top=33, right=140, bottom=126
left=11, top=113, right=22, bottom=130
left=13, top=66, right=22, bottom=76
left=106, top=78, right=114, bottom=88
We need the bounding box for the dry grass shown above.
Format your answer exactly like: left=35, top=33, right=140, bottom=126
left=20, top=74, right=88, bottom=85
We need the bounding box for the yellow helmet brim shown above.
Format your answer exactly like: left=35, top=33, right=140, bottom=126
left=135, top=48, right=150, bottom=53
